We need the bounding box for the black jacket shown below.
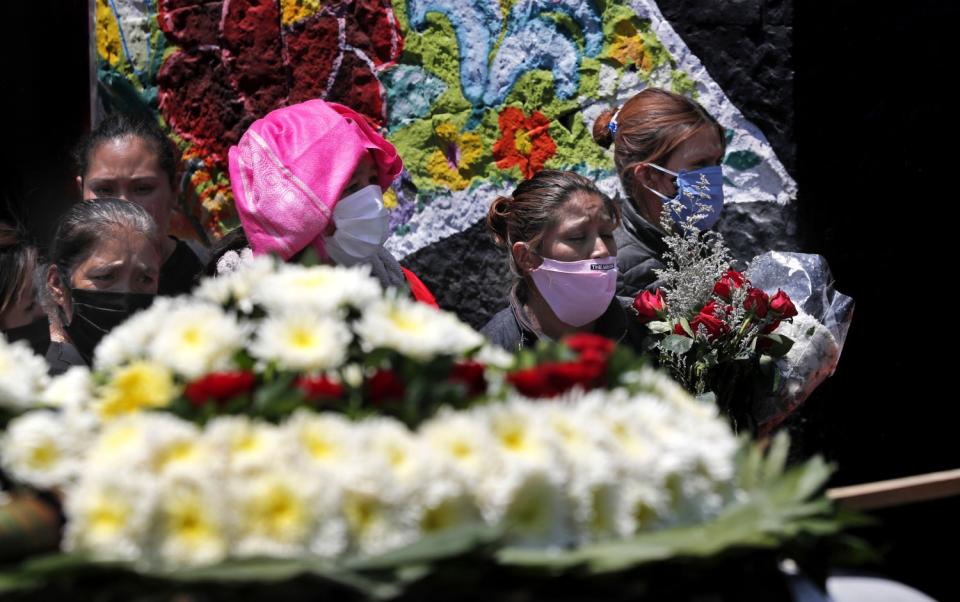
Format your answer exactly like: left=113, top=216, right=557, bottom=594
left=613, top=195, right=668, bottom=299
left=481, top=284, right=648, bottom=353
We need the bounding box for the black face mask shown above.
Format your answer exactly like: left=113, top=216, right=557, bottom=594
left=4, top=317, right=51, bottom=356
left=64, top=289, right=155, bottom=364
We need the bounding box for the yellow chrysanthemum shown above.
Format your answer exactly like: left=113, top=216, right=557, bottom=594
left=96, top=361, right=176, bottom=419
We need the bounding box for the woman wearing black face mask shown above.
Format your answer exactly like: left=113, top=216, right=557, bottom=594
left=41, top=198, right=162, bottom=374
left=0, top=222, right=49, bottom=355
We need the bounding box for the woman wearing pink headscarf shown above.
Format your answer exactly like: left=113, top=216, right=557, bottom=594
left=219, top=99, right=436, bottom=305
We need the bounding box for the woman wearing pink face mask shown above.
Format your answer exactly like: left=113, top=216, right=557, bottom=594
left=482, top=170, right=645, bottom=351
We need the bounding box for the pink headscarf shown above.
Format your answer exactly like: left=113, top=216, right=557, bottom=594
left=228, top=100, right=403, bottom=260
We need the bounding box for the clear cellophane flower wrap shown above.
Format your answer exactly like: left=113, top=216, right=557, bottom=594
left=747, top=252, right=854, bottom=432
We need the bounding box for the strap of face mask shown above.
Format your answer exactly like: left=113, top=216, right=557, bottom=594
left=641, top=162, right=678, bottom=201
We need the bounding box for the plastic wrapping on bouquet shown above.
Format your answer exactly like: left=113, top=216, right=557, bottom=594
left=747, top=251, right=854, bottom=430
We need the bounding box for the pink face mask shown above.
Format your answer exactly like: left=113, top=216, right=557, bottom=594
left=529, top=256, right=618, bottom=327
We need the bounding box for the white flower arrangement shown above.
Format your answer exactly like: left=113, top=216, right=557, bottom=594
left=0, top=335, right=49, bottom=412
left=3, top=387, right=739, bottom=569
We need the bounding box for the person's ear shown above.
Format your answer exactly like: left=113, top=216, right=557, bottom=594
left=46, top=265, right=71, bottom=323
left=512, top=241, right=542, bottom=274
left=75, top=175, right=85, bottom=197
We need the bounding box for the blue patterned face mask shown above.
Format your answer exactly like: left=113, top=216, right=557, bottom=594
left=643, top=163, right=724, bottom=231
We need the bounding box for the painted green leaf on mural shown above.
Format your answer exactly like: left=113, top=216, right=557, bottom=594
left=724, top=150, right=763, bottom=171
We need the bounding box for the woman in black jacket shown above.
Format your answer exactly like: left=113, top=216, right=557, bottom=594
left=481, top=170, right=646, bottom=352
left=592, top=88, right=726, bottom=298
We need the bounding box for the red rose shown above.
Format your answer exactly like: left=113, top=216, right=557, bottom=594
left=449, top=361, right=487, bottom=397
left=743, top=288, right=769, bottom=318
left=563, top=333, right=615, bottom=358
left=366, top=369, right=405, bottom=404
left=676, top=301, right=728, bottom=340
left=295, top=375, right=345, bottom=402
left=507, top=360, right=605, bottom=398
left=761, top=320, right=781, bottom=335
left=548, top=361, right=605, bottom=390
left=769, top=289, right=798, bottom=318
left=507, top=366, right=561, bottom=398
left=713, top=269, right=747, bottom=300
left=184, top=371, right=256, bottom=406
left=632, top=289, right=666, bottom=323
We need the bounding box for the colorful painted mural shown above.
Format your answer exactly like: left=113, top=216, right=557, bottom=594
left=94, top=0, right=796, bottom=256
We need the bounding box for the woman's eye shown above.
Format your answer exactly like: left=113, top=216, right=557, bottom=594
left=134, top=185, right=156, bottom=195
left=93, top=187, right=113, bottom=196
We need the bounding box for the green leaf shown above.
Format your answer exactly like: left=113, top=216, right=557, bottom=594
left=646, top=320, right=672, bottom=334
left=761, top=432, right=791, bottom=484
left=759, top=333, right=794, bottom=358
left=723, top=150, right=763, bottom=171
left=678, top=318, right=695, bottom=338
left=661, top=334, right=694, bottom=355
left=343, top=524, right=501, bottom=572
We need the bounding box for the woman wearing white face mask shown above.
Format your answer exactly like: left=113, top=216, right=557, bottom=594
left=219, top=99, right=436, bottom=305
left=482, top=170, right=646, bottom=351
left=592, top=87, right=727, bottom=299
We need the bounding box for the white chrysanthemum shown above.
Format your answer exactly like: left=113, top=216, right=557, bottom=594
left=230, top=470, right=319, bottom=558
left=39, top=366, right=93, bottom=410
left=417, top=478, right=483, bottom=537
left=473, top=344, right=515, bottom=369
left=357, top=418, right=427, bottom=491
left=353, top=296, right=483, bottom=360
left=93, top=296, right=172, bottom=370
left=772, top=310, right=841, bottom=410
left=204, top=415, right=284, bottom=475
left=195, top=254, right=274, bottom=313
left=494, top=469, right=571, bottom=549
left=0, top=336, right=49, bottom=411
left=620, top=366, right=702, bottom=409
left=155, top=478, right=229, bottom=567
left=251, top=263, right=382, bottom=315
left=147, top=302, right=248, bottom=379
left=418, top=410, right=498, bottom=483
left=251, top=311, right=352, bottom=371
left=63, top=469, right=158, bottom=562
left=543, top=395, right=613, bottom=470
left=482, top=399, right=558, bottom=471
left=282, top=410, right=358, bottom=474
left=339, top=468, right=420, bottom=557
left=141, top=414, right=218, bottom=481
left=569, top=477, right=633, bottom=544
left=622, top=480, right=671, bottom=533
left=86, top=414, right=156, bottom=472
left=1, top=410, right=80, bottom=488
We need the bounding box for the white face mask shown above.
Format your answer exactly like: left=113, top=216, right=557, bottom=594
left=323, top=184, right=390, bottom=266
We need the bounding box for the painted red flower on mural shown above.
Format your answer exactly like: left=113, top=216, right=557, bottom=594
left=492, top=107, right=557, bottom=179
left=155, top=0, right=403, bottom=161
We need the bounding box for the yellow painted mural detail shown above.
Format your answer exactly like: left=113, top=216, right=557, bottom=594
left=425, top=122, right=484, bottom=192
left=96, top=0, right=124, bottom=69
left=280, top=0, right=325, bottom=27
left=607, top=20, right=655, bottom=72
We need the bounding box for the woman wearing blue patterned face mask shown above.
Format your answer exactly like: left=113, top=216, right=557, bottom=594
left=592, top=87, right=726, bottom=299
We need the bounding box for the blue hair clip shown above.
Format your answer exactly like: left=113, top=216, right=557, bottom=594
left=607, top=107, right=622, bottom=135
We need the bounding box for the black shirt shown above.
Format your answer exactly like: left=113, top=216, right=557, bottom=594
left=159, top=238, right=210, bottom=296
left=45, top=341, right=86, bottom=376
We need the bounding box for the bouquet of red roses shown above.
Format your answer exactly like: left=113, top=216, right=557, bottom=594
left=631, top=202, right=800, bottom=432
